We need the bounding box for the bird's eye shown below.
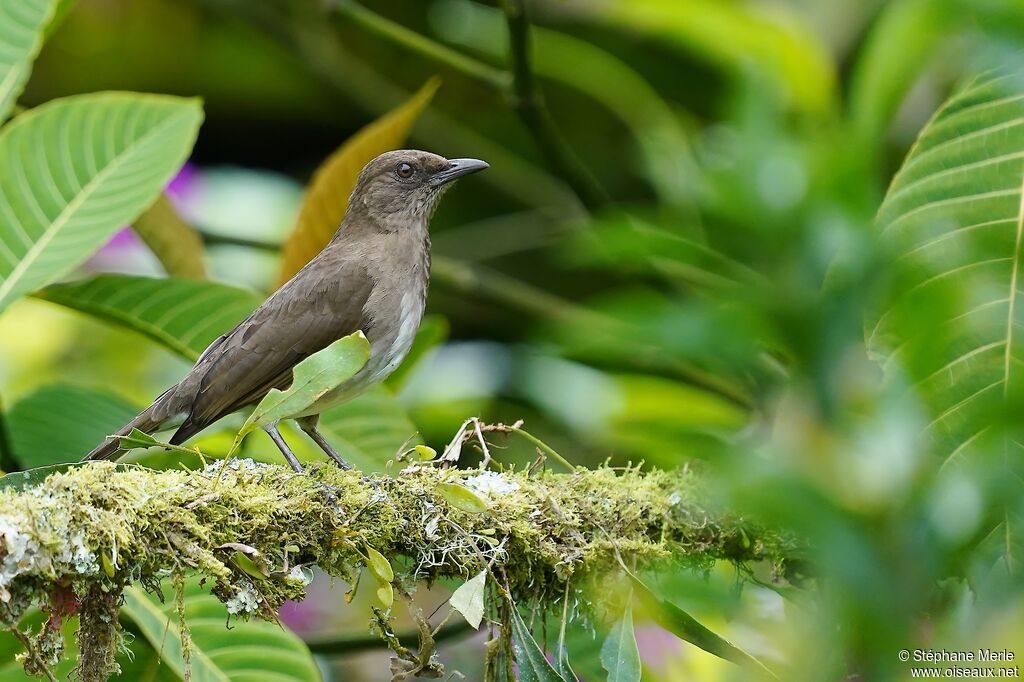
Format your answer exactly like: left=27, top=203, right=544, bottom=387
left=396, top=162, right=414, bottom=179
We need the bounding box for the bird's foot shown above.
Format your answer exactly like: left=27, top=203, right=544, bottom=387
left=296, top=417, right=353, bottom=470
left=324, top=449, right=353, bottom=471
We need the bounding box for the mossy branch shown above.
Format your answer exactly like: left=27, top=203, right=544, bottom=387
left=0, top=460, right=793, bottom=679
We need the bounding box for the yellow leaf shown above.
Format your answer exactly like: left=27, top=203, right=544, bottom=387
left=375, top=580, right=394, bottom=609
left=365, top=545, right=394, bottom=583
left=415, top=445, right=437, bottom=461
left=436, top=482, right=488, bottom=513
left=132, top=194, right=207, bottom=279
left=276, top=78, right=441, bottom=285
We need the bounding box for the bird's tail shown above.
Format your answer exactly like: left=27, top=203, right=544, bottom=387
left=81, top=391, right=176, bottom=462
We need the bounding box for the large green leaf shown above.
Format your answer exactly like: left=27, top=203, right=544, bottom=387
left=239, top=332, right=370, bottom=437
left=847, top=0, right=954, bottom=154
left=36, top=274, right=261, bottom=361
left=629, top=573, right=777, bottom=678
left=582, top=0, right=835, bottom=115
left=0, top=0, right=54, bottom=124
left=0, top=93, right=203, bottom=314
left=870, top=72, right=1024, bottom=571
left=6, top=383, right=140, bottom=468
left=870, top=77, right=1024, bottom=427
left=120, top=579, right=320, bottom=682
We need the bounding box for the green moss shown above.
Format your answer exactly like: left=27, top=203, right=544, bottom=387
left=0, top=460, right=795, bottom=679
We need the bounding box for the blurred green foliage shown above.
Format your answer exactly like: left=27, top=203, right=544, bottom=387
left=2, top=0, right=1024, bottom=680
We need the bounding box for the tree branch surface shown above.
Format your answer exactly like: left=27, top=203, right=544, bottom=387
left=0, top=460, right=791, bottom=679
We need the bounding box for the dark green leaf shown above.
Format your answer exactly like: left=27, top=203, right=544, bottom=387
left=554, top=643, right=579, bottom=682
left=630, top=574, right=778, bottom=679
left=0, top=463, right=70, bottom=490
left=509, top=603, right=568, bottom=682
left=37, top=274, right=261, bottom=362
left=600, top=604, right=641, bottom=682
left=5, top=383, right=139, bottom=468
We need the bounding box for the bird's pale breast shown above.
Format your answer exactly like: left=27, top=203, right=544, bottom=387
left=294, top=250, right=427, bottom=418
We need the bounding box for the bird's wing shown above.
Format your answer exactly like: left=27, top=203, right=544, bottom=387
left=172, top=258, right=374, bottom=441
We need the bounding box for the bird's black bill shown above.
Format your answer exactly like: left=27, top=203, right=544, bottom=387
left=430, top=158, right=489, bottom=186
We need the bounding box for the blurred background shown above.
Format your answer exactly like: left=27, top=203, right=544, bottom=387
left=3, top=0, right=1024, bottom=679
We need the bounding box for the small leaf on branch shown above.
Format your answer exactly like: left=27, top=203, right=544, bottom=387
left=101, top=553, right=115, bottom=578
left=435, top=482, right=488, bottom=513
left=375, top=581, right=394, bottom=609
left=232, top=552, right=269, bottom=581
left=365, top=545, right=394, bottom=583
left=119, top=428, right=161, bottom=448
left=118, top=429, right=203, bottom=458
left=450, top=570, right=487, bottom=629
left=414, top=445, right=437, bottom=461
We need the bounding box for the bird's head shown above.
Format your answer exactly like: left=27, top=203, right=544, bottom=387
left=351, top=150, right=489, bottom=231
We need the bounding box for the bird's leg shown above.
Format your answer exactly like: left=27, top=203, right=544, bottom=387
left=262, top=422, right=304, bottom=472
left=296, top=415, right=353, bottom=470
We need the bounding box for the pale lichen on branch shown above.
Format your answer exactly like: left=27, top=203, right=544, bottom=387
left=0, top=459, right=793, bottom=679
